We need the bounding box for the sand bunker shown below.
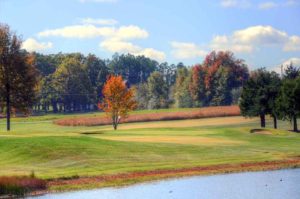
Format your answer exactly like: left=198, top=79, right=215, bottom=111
left=101, top=136, right=244, bottom=146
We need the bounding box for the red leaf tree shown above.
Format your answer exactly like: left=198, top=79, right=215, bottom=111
left=98, top=75, right=137, bottom=130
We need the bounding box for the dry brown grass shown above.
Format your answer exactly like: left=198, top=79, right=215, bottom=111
left=48, top=158, right=300, bottom=191
left=115, top=116, right=255, bottom=130
left=54, top=106, right=241, bottom=126
left=101, top=135, right=245, bottom=146
left=0, top=176, right=46, bottom=196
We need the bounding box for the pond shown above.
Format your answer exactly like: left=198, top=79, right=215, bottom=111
left=30, top=168, right=300, bottom=199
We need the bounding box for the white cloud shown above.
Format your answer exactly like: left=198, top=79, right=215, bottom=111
left=170, top=42, right=207, bottom=59
left=232, top=26, right=288, bottom=45
left=210, top=25, right=300, bottom=53
left=22, top=38, right=53, bottom=52
left=220, top=0, right=251, bottom=8
left=80, top=18, right=118, bottom=25
left=100, top=39, right=140, bottom=52
left=38, top=23, right=163, bottom=61
left=220, top=0, right=299, bottom=9
left=38, top=25, right=113, bottom=38
left=283, top=36, right=300, bottom=51
left=115, top=26, right=148, bottom=40
left=100, top=39, right=165, bottom=61
left=258, top=2, right=278, bottom=9
left=170, top=25, right=300, bottom=59
left=285, top=0, right=299, bottom=6
left=220, top=0, right=238, bottom=7
left=281, top=57, right=300, bottom=67
left=136, top=48, right=166, bottom=62
left=273, top=57, right=300, bottom=73
left=38, top=25, right=148, bottom=40
left=79, top=0, right=117, bottom=3
left=211, top=35, right=253, bottom=53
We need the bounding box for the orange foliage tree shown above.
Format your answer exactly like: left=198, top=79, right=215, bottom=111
left=98, top=75, right=137, bottom=130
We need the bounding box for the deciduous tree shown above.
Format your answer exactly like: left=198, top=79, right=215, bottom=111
left=0, top=24, right=38, bottom=131
left=147, top=71, right=169, bottom=109
left=174, top=67, right=193, bottom=108
left=99, top=75, right=136, bottom=130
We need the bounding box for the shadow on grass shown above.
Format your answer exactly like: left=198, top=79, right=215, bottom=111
left=80, top=131, right=105, bottom=135
left=250, top=129, right=272, bottom=134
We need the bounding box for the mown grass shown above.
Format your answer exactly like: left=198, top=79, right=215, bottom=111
left=0, top=109, right=299, bottom=191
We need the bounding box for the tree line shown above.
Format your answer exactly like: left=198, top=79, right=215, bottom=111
left=32, top=50, right=249, bottom=112
left=1, top=23, right=299, bottom=132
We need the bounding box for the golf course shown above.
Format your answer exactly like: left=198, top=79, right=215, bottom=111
left=0, top=107, right=300, bottom=192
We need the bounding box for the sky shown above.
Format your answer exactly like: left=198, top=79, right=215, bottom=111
left=1, top=0, right=300, bottom=71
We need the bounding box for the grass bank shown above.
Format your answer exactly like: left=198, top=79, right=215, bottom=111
left=0, top=108, right=299, bottom=193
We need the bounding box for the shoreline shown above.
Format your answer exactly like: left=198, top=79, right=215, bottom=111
left=28, top=158, right=300, bottom=196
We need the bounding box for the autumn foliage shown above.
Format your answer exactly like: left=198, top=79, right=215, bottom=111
left=189, top=51, right=249, bottom=106
left=98, top=75, right=136, bottom=130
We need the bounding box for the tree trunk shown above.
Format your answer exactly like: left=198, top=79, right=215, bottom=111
left=113, top=118, right=118, bottom=130
left=293, top=115, right=298, bottom=132
left=52, top=101, right=58, bottom=113
left=260, top=114, right=265, bottom=128
left=112, top=114, right=119, bottom=130
left=6, top=82, right=10, bottom=131
left=273, top=115, right=277, bottom=129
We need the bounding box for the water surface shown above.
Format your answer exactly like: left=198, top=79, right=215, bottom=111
left=31, top=168, right=300, bottom=199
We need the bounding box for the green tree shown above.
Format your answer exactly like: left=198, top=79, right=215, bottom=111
left=174, top=67, right=193, bottom=108
left=240, top=68, right=280, bottom=128
left=34, top=53, right=57, bottom=77
left=85, top=54, right=108, bottom=109
left=134, top=83, right=149, bottom=109
left=158, top=62, right=177, bottom=86
left=108, top=53, right=158, bottom=86
left=276, top=77, right=300, bottom=132
left=53, top=56, right=92, bottom=112
left=147, top=71, right=169, bottom=109
left=0, top=24, right=38, bottom=131
left=211, top=67, right=231, bottom=106
left=283, top=63, right=299, bottom=80
left=37, top=75, right=62, bottom=112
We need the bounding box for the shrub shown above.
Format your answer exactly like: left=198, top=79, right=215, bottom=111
left=0, top=176, right=46, bottom=197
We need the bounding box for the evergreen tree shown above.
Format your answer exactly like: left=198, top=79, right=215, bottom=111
left=276, top=77, right=300, bottom=132
left=240, top=68, right=280, bottom=128
left=284, top=62, right=299, bottom=80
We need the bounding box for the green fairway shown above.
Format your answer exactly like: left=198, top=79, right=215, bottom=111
left=0, top=111, right=299, bottom=185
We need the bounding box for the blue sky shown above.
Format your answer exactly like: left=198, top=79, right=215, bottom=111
left=1, top=0, right=300, bottom=70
